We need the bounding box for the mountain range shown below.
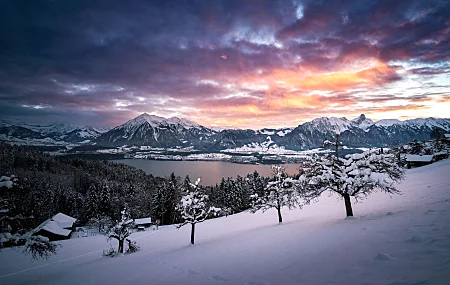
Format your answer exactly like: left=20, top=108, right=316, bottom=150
left=0, top=120, right=108, bottom=144
left=1, top=113, right=449, bottom=151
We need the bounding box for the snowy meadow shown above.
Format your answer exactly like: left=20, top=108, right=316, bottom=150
left=1, top=159, right=450, bottom=285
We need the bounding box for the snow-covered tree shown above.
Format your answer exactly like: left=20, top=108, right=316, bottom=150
left=107, top=208, right=134, bottom=254
left=151, top=173, right=182, bottom=225
left=250, top=166, right=302, bottom=224
left=176, top=178, right=220, bottom=245
left=87, top=215, right=113, bottom=234
left=85, top=184, right=100, bottom=219
left=151, top=181, right=168, bottom=224
left=24, top=235, right=60, bottom=260
left=304, top=149, right=405, bottom=217
left=0, top=175, right=60, bottom=259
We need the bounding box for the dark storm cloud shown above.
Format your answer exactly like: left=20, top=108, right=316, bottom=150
left=0, top=0, right=449, bottom=128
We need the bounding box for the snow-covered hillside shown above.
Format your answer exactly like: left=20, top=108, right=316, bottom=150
left=1, top=159, right=450, bottom=285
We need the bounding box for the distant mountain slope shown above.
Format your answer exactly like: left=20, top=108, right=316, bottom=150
left=94, top=113, right=217, bottom=148
left=0, top=120, right=108, bottom=144
left=60, top=127, right=107, bottom=143
left=0, top=125, right=46, bottom=139
left=2, top=114, right=449, bottom=150
left=279, top=114, right=450, bottom=149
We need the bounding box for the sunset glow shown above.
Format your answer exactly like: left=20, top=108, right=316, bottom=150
left=0, top=0, right=449, bottom=128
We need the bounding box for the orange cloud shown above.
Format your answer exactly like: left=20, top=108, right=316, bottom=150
left=242, top=58, right=398, bottom=92
left=437, top=95, right=450, bottom=102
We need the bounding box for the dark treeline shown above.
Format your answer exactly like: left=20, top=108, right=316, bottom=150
left=0, top=143, right=270, bottom=233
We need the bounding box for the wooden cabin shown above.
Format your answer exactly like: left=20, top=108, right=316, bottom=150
left=33, top=213, right=77, bottom=241
left=404, top=154, right=433, bottom=168
left=134, top=217, right=152, bottom=231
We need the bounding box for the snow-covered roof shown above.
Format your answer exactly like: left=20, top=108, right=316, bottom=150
left=41, top=221, right=72, bottom=237
left=404, top=154, right=433, bottom=162
left=52, top=213, right=77, bottom=225
left=134, top=217, right=152, bottom=225
left=57, top=222, right=75, bottom=229
left=34, top=219, right=72, bottom=237
left=32, top=213, right=77, bottom=236
left=444, top=134, right=450, bottom=138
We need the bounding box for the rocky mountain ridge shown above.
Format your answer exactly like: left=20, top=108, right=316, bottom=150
left=1, top=114, right=449, bottom=151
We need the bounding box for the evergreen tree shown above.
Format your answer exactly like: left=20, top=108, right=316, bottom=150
left=165, top=173, right=181, bottom=224
left=0, top=175, right=59, bottom=259
left=85, top=184, right=100, bottom=220
left=99, top=183, right=112, bottom=217
left=151, top=182, right=168, bottom=225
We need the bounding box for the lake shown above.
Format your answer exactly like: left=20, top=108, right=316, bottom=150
left=113, top=159, right=303, bottom=185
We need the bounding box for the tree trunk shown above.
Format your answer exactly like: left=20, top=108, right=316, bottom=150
left=118, top=239, right=124, bottom=254
left=190, top=223, right=195, bottom=245
left=343, top=193, right=353, bottom=217
left=277, top=206, right=283, bottom=223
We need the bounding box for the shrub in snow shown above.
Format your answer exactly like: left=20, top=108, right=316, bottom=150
left=176, top=178, right=220, bottom=245
left=126, top=239, right=140, bottom=254
left=303, top=149, right=405, bottom=217
left=103, top=247, right=118, bottom=257
left=107, top=208, right=135, bottom=254
left=24, top=235, right=60, bottom=260
left=250, top=166, right=303, bottom=224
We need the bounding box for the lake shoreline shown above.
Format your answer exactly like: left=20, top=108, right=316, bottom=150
left=112, top=159, right=304, bottom=185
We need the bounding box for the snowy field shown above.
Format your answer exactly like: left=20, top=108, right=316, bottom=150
left=1, top=159, right=450, bottom=285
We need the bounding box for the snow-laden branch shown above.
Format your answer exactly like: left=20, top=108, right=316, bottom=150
left=304, top=150, right=405, bottom=199
left=176, top=178, right=220, bottom=227
left=106, top=208, right=135, bottom=254
left=250, top=166, right=308, bottom=223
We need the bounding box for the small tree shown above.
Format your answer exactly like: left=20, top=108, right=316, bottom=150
left=304, top=149, right=405, bottom=217
left=250, top=166, right=302, bottom=224
left=176, top=178, right=219, bottom=245
left=107, top=208, right=134, bottom=254
left=24, top=235, right=60, bottom=260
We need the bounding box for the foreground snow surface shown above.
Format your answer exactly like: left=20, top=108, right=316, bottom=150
left=1, top=160, right=450, bottom=285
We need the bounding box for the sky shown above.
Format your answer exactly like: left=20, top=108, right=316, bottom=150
left=0, top=0, right=449, bottom=129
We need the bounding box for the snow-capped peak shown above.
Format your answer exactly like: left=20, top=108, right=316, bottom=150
left=374, top=117, right=450, bottom=131
left=308, top=117, right=353, bottom=134
left=352, top=114, right=374, bottom=130
left=121, top=113, right=201, bottom=130
left=374, top=119, right=403, bottom=127
left=167, top=117, right=199, bottom=128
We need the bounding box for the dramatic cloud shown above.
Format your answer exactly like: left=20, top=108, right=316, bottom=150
left=0, top=0, right=449, bottom=128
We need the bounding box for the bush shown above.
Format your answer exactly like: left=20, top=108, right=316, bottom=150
left=102, top=247, right=118, bottom=257
left=126, top=239, right=140, bottom=254
left=24, top=236, right=60, bottom=260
